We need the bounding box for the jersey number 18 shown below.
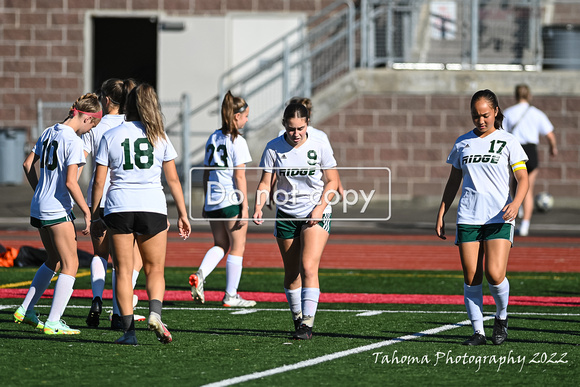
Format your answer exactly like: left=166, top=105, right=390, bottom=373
left=121, top=138, right=154, bottom=170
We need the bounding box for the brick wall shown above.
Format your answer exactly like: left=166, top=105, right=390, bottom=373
left=0, top=0, right=335, bottom=138
left=317, top=92, right=580, bottom=202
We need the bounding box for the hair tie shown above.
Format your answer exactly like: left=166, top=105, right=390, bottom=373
left=73, top=108, right=102, bottom=119
left=236, top=103, right=248, bottom=113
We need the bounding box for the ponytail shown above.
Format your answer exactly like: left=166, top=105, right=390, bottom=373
left=99, top=78, right=137, bottom=114
left=125, top=83, right=165, bottom=146
left=220, top=90, right=247, bottom=141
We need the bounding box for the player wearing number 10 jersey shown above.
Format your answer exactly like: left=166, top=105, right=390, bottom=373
left=15, top=93, right=101, bottom=336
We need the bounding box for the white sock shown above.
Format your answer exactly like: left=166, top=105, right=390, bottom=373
left=225, top=254, right=243, bottom=295
left=132, top=269, right=139, bottom=289
left=489, top=277, right=510, bottom=320
left=284, top=287, right=302, bottom=321
left=22, top=263, right=56, bottom=311
left=198, top=246, right=225, bottom=278
left=464, top=283, right=484, bottom=335
left=47, top=273, right=75, bottom=322
left=519, top=220, right=530, bottom=236
left=90, top=256, right=108, bottom=299
left=302, top=287, right=320, bottom=327
left=112, top=269, right=120, bottom=316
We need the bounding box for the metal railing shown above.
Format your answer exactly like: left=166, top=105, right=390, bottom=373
left=217, top=0, right=356, bottom=133
left=36, top=0, right=580, bottom=186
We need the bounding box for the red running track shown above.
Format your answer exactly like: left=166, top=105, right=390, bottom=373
left=1, top=231, right=578, bottom=272
left=1, top=288, right=579, bottom=307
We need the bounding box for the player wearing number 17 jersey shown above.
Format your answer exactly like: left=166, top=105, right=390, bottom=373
left=436, top=90, right=529, bottom=347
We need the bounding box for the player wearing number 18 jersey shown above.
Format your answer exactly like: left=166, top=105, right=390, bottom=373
left=92, top=83, right=190, bottom=345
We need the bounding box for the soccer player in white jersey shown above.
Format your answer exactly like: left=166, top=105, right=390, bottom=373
left=15, top=93, right=101, bottom=335
left=436, top=89, right=529, bottom=346
left=92, top=83, right=191, bottom=345
left=188, top=91, right=256, bottom=307
left=503, top=84, right=558, bottom=236
left=83, top=78, right=144, bottom=329
left=274, top=97, right=343, bottom=199
left=253, top=103, right=340, bottom=340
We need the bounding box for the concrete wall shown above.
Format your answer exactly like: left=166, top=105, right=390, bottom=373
left=0, top=0, right=335, bottom=138
left=311, top=69, right=580, bottom=205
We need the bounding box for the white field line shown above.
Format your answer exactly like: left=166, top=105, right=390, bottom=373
left=2, top=304, right=580, bottom=318
left=200, top=316, right=495, bottom=387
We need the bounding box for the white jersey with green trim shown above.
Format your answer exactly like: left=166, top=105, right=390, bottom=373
left=447, top=129, right=528, bottom=225
left=95, top=121, right=177, bottom=216
left=82, top=114, right=125, bottom=207
left=30, top=123, right=86, bottom=220
left=260, top=134, right=337, bottom=218
left=204, top=129, right=252, bottom=212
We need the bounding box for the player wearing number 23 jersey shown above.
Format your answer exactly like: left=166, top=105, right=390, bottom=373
left=30, top=124, right=86, bottom=221
left=95, top=121, right=178, bottom=216
left=204, top=129, right=252, bottom=212
left=447, top=128, right=528, bottom=226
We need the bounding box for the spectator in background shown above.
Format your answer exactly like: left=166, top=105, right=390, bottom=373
left=503, top=84, right=558, bottom=236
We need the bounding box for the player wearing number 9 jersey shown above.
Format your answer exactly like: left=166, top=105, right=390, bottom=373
left=15, top=93, right=101, bottom=336
left=436, top=89, right=529, bottom=347
left=92, top=83, right=191, bottom=345
left=253, top=103, right=339, bottom=340
left=188, top=91, right=256, bottom=308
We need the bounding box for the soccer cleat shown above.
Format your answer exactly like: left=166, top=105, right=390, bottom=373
left=491, top=316, right=508, bottom=345
left=462, top=333, right=486, bottom=346
left=115, top=330, right=138, bottom=345
left=222, top=292, right=257, bottom=307
left=189, top=272, right=205, bottom=304
left=148, top=312, right=172, bottom=344
left=293, top=318, right=302, bottom=332
left=132, top=295, right=145, bottom=321
left=14, top=306, right=44, bottom=330
left=293, top=324, right=313, bottom=340
left=110, top=313, right=123, bottom=331
left=86, top=297, right=102, bottom=327
left=43, top=320, right=80, bottom=335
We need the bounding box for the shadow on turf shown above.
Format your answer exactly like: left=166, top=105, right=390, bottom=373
left=176, top=326, right=398, bottom=341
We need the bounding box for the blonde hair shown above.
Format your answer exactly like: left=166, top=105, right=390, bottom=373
left=515, top=84, right=531, bottom=101
left=221, top=90, right=247, bottom=141
left=64, top=93, right=102, bottom=123
left=125, top=83, right=166, bottom=146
